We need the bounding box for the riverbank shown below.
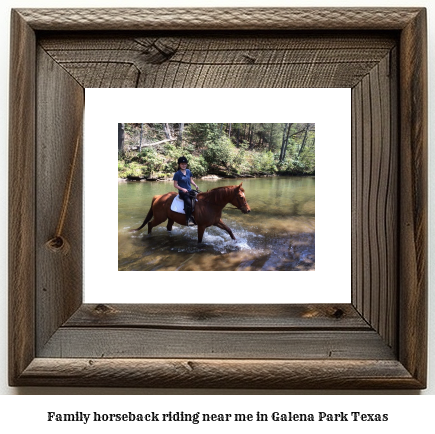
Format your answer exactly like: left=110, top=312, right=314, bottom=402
left=118, top=173, right=314, bottom=182
left=118, top=123, right=315, bottom=183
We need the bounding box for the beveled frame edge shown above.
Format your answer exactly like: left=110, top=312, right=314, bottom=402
left=8, top=8, right=427, bottom=389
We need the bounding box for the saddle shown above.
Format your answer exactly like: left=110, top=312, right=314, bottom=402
left=188, top=190, right=198, bottom=213
left=170, top=190, right=198, bottom=214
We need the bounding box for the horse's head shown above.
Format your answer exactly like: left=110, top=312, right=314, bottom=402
left=231, top=183, right=251, bottom=214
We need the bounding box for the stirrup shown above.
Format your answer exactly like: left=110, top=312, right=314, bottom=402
left=186, top=216, right=196, bottom=226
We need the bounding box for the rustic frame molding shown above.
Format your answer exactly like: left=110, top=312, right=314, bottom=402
left=9, top=8, right=427, bottom=388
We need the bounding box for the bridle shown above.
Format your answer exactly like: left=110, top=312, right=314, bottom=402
left=227, top=190, right=249, bottom=211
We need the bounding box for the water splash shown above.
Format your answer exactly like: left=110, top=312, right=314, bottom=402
left=119, top=218, right=314, bottom=271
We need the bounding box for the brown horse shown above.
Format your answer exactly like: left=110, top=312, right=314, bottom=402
left=131, top=183, right=251, bottom=242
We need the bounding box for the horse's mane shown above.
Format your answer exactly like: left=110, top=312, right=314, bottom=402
left=200, top=185, right=243, bottom=202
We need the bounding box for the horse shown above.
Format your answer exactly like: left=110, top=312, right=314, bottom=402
left=131, top=183, right=251, bottom=243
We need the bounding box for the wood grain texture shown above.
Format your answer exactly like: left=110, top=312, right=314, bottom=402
left=17, top=358, right=420, bottom=389
left=16, top=8, right=422, bottom=31
left=8, top=7, right=427, bottom=389
left=65, top=304, right=369, bottom=329
left=8, top=10, right=36, bottom=386
left=38, top=329, right=395, bottom=360
left=351, top=51, right=398, bottom=351
left=35, top=47, right=84, bottom=353
left=39, top=33, right=396, bottom=88
left=398, top=8, right=428, bottom=386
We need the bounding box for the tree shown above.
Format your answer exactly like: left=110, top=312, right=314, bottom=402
left=118, top=123, right=125, bottom=152
left=185, top=123, right=221, bottom=148
left=139, top=123, right=144, bottom=152
left=162, top=123, right=173, bottom=140
left=118, top=122, right=315, bottom=179
left=268, top=123, right=275, bottom=151
left=297, top=123, right=312, bottom=158
left=279, top=123, right=292, bottom=162
left=177, top=123, right=184, bottom=145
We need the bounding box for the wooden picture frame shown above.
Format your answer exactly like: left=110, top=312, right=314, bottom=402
left=9, top=8, right=427, bottom=389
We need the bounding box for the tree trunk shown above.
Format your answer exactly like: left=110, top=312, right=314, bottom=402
left=249, top=124, right=255, bottom=149
left=279, top=123, right=293, bottom=162
left=142, top=138, right=176, bottom=147
left=269, top=123, right=274, bottom=150
left=139, top=123, right=143, bottom=152
left=260, top=127, right=264, bottom=147
left=283, top=123, right=292, bottom=160
left=297, top=123, right=310, bottom=157
left=163, top=123, right=172, bottom=140
left=279, top=123, right=288, bottom=161
left=178, top=123, right=184, bottom=145
left=118, top=123, right=125, bottom=152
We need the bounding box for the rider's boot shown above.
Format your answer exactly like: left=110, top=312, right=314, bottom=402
left=185, top=209, right=196, bottom=226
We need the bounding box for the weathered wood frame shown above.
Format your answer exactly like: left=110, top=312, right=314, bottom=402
left=9, top=8, right=427, bottom=388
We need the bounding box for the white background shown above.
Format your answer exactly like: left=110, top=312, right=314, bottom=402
left=0, top=0, right=434, bottom=422
left=85, top=88, right=351, bottom=304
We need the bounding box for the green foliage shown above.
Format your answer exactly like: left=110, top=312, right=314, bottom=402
left=203, top=136, right=233, bottom=166
left=118, top=123, right=315, bottom=179
left=118, top=161, right=147, bottom=178
left=277, top=156, right=314, bottom=176
left=134, top=147, right=166, bottom=176
left=162, top=142, right=208, bottom=177
left=162, top=143, right=180, bottom=173
left=184, top=154, right=208, bottom=177
left=231, top=141, right=248, bottom=173
left=185, top=123, right=222, bottom=149
left=202, top=136, right=251, bottom=174
left=243, top=150, right=277, bottom=175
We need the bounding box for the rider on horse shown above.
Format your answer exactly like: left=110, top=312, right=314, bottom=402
left=173, top=156, right=199, bottom=226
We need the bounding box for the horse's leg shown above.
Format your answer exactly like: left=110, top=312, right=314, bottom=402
left=197, top=225, right=206, bottom=243
left=214, top=219, right=236, bottom=240
left=167, top=218, right=174, bottom=232
left=147, top=210, right=167, bottom=234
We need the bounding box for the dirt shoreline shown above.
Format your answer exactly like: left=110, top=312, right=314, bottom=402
left=119, top=173, right=314, bottom=182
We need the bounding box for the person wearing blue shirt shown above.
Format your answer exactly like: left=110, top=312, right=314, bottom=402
left=173, top=156, right=199, bottom=226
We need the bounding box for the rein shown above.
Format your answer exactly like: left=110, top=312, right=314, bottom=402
left=200, top=200, right=240, bottom=210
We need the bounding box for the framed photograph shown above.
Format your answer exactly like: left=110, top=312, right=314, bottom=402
left=86, top=88, right=349, bottom=304
left=9, top=8, right=427, bottom=388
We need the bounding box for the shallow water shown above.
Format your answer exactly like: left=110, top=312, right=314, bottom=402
left=118, top=177, right=315, bottom=271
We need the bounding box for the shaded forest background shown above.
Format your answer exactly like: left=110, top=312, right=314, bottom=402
left=118, top=123, right=315, bottom=180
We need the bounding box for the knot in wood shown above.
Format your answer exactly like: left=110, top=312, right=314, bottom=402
left=45, top=236, right=70, bottom=255
left=94, top=304, right=116, bottom=315
left=332, top=308, right=345, bottom=319
left=243, top=53, right=256, bottom=64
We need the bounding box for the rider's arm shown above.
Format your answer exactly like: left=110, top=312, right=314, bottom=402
left=174, top=180, right=188, bottom=193
left=191, top=177, right=198, bottom=190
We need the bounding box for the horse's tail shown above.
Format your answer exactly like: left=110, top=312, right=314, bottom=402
left=130, top=196, right=157, bottom=232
